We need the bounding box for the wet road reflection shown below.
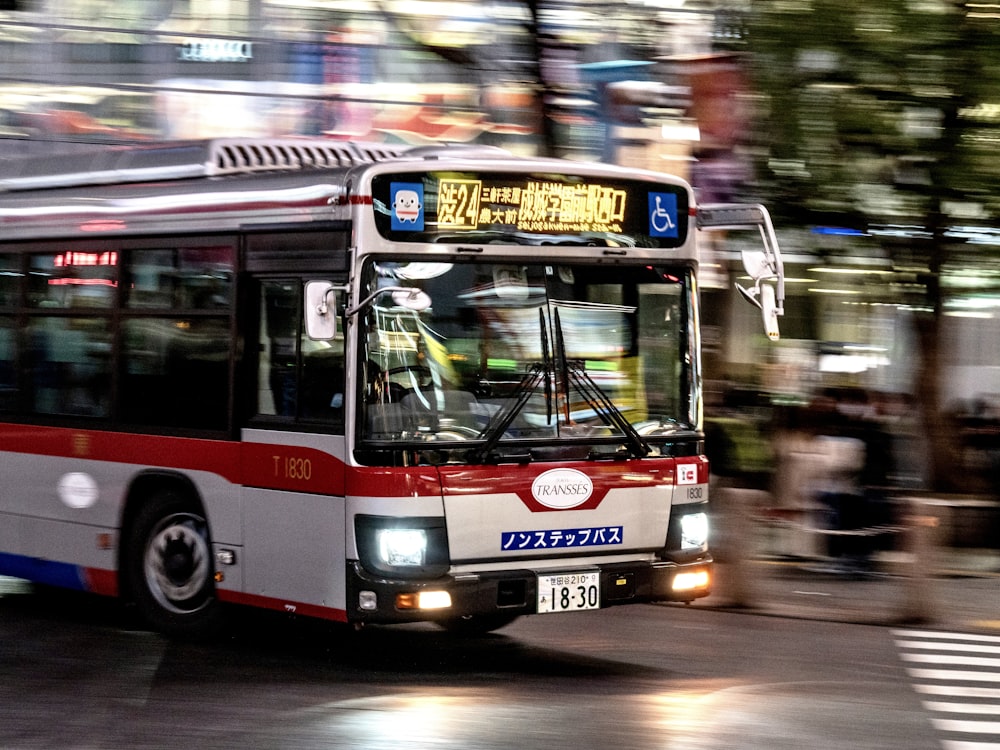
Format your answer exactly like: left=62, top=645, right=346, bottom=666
left=0, top=580, right=935, bottom=750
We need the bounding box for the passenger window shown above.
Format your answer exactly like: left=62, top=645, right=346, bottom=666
left=128, top=246, right=233, bottom=310
left=26, top=316, right=112, bottom=417
left=120, top=317, right=230, bottom=430
left=28, top=251, right=117, bottom=309
left=0, top=316, right=15, bottom=411
left=0, top=254, right=20, bottom=308
left=256, top=279, right=344, bottom=428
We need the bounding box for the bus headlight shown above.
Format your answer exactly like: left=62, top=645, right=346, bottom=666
left=378, top=528, right=427, bottom=567
left=680, top=512, right=709, bottom=550
left=355, top=515, right=449, bottom=578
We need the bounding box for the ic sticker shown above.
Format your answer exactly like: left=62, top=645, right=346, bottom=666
left=677, top=463, right=698, bottom=485
left=649, top=192, right=678, bottom=238
left=390, top=182, right=424, bottom=231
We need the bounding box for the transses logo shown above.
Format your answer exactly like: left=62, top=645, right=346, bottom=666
left=530, top=468, right=594, bottom=510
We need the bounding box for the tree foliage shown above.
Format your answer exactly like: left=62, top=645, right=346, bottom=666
left=745, top=0, right=1000, bottom=491
left=747, top=0, right=1000, bottom=228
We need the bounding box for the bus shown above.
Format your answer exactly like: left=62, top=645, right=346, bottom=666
left=0, top=138, right=784, bottom=636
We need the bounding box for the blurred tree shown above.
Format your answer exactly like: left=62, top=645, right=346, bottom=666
left=746, top=0, right=1000, bottom=492
left=373, top=0, right=559, bottom=157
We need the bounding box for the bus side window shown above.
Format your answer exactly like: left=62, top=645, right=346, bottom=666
left=120, top=317, right=230, bottom=430
left=259, top=280, right=298, bottom=417
left=27, top=316, right=112, bottom=417
left=256, top=279, right=344, bottom=429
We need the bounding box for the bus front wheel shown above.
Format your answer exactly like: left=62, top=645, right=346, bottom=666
left=124, top=490, right=224, bottom=638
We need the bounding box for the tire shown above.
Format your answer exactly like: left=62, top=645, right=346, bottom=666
left=436, top=613, right=519, bottom=636
left=123, top=490, right=225, bottom=638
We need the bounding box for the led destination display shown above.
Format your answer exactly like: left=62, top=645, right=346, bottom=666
left=436, top=178, right=628, bottom=233
left=372, top=171, right=689, bottom=248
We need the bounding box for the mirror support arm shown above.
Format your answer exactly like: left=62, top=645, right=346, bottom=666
left=344, top=286, right=425, bottom=317
left=317, top=284, right=349, bottom=315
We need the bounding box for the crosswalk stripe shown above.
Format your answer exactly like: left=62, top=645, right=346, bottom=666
left=896, top=630, right=1000, bottom=750
left=895, top=630, right=1000, bottom=644
left=898, top=641, right=1000, bottom=656
left=925, top=703, right=1000, bottom=715
left=931, top=719, right=1000, bottom=734
left=903, top=654, right=1000, bottom=669
left=908, top=669, right=1000, bottom=683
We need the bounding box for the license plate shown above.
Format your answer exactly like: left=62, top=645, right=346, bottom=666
left=536, top=571, right=601, bottom=614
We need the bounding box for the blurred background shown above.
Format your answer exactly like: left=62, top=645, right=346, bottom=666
left=2, top=0, right=1000, bottom=507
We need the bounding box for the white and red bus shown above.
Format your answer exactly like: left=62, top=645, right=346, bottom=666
left=0, top=138, right=784, bottom=636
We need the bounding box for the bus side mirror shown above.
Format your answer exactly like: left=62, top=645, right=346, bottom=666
left=760, top=284, right=779, bottom=341
left=304, top=280, right=338, bottom=340
left=734, top=250, right=781, bottom=341
left=698, top=203, right=785, bottom=342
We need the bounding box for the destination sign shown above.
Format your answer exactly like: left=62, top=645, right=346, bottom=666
left=436, top=178, right=628, bottom=233
left=371, top=171, right=689, bottom=248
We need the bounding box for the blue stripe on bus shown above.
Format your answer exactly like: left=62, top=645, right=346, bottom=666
left=0, top=552, right=87, bottom=591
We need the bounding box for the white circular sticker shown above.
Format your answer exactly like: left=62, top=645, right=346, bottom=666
left=531, top=468, right=593, bottom=510
left=58, top=472, right=99, bottom=509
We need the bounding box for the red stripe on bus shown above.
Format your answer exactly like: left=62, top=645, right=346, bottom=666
left=439, top=457, right=708, bottom=512
left=0, top=423, right=348, bottom=495
left=0, top=424, right=242, bottom=480
left=345, top=465, right=443, bottom=498
left=217, top=589, right=349, bottom=623
left=0, top=423, right=708, bottom=499
left=241, top=441, right=346, bottom=495
left=83, top=567, right=119, bottom=597
left=439, top=459, right=681, bottom=512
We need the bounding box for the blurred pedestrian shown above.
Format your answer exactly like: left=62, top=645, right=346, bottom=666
left=812, top=388, right=896, bottom=577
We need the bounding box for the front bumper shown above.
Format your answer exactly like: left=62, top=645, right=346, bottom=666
left=345, top=554, right=713, bottom=625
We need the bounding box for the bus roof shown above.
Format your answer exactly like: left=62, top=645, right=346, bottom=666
left=0, top=139, right=414, bottom=193
left=0, top=138, right=694, bottom=241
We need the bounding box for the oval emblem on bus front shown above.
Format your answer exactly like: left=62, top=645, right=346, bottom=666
left=531, top=468, right=594, bottom=510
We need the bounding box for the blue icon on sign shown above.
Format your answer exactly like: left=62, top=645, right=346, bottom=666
left=648, top=192, right=678, bottom=238
left=390, top=183, right=424, bottom=231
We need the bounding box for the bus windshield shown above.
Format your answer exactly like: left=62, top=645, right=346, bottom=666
left=358, top=259, right=697, bottom=462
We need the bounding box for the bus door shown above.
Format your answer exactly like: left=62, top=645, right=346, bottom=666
left=239, top=277, right=349, bottom=618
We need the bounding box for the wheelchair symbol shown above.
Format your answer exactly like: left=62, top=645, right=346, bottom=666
left=651, top=195, right=676, bottom=233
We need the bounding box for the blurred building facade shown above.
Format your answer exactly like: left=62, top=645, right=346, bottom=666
left=0, top=0, right=723, bottom=158
left=3, top=0, right=1000, bottom=477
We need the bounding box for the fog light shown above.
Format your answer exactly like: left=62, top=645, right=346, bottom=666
left=396, top=590, right=452, bottom=610
left=672, top=569, right=710, bottom=592
left=419, top=590, right=452, bottom=609
left=359, top=590, right=378, bottom=611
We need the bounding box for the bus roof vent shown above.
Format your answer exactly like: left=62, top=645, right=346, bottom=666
left=207, top=139, right=411, bottom=175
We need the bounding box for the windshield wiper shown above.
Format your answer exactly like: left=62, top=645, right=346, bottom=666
left=539, top=307, right=553, bottom=424
left=553, top=308, right=650, bottom=459
left=468, top=362, right=547, bottom=463
left=565, top=361, right=650, bottom=458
